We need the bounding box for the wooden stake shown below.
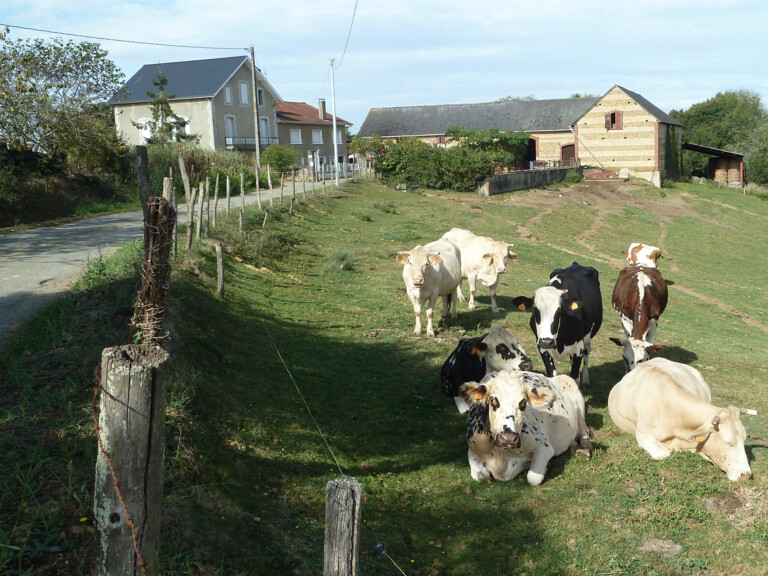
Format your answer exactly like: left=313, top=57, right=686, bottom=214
left=324, top=477, right=362, bottom=576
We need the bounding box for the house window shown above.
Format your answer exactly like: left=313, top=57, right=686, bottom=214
left=173, top=116, right=191, bottom=140
left=605, top=111, right=623, bottom=130
left=224, top=86, right=233, bottom=105
left=225, top=116, right=236, bottom=138
left=290, top=129, right=302, bottom=145
left=239, top=82, right=249, bottom=105
left=312, top=129, right=323, bottom=144
left=337, top=130, right=344, bottom=145
left=257, top=89, right=264, bottom=106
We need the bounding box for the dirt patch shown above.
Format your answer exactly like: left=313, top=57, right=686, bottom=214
left=704, top=486, right=768, bottom=531
left=638, top=538, right=682, bottom=558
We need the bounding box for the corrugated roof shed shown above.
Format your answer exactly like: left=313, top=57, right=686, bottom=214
left=357, top=97, right=600, bottom=138
left=108, top=55, right=281, bottom=105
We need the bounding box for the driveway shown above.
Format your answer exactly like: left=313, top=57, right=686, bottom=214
left=0, top=180, right=337, bottom=349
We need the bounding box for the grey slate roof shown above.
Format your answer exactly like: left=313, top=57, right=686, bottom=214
left=357, top=86, right=682, bottom=138
left=108, top=55, right=252, bottom=105
left=357, top=97, right=600, bottom=138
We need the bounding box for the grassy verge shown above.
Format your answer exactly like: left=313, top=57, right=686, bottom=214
left=1, top=178, right=767, bottom=575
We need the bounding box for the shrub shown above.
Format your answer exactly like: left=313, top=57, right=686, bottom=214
left=260, top=145, right=302, bottom=174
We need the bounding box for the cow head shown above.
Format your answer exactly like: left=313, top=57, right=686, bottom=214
left=513, top=287, right=582, bottom=349
left=609, top=336, right=663, bottom=372
left=623, top=243, right=664, bottom=268
left=688, top=407, right=752, bottom=481
left=460, top=371, right=553, bottom=450
left=483, top=324, right=534, bottom=372
left=486, top=241, right=517, bottom=275
left=397, top=246, right=441, bottom=287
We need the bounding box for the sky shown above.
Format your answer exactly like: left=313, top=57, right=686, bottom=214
left=3, top=0, right=768, bottom=132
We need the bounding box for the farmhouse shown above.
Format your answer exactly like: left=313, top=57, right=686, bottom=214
left=357, top=85, right=683, bottom=187
left=109, top=56, right=351, bottom=165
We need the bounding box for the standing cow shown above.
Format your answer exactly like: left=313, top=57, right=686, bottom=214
left=608, top=358, right=756, bottom=481
left=396, top=239, right=462, bottom=337
left=459, top=370, right=592, bottom=485
left=441, top=228, right=517, bottom=312
left=610, top=265, right=668, bottom=371
left=623, top=243, right=664, bottom=268
left=441, top=324, right=533, bottom=412
left=512, top=262, right=602, bottom=386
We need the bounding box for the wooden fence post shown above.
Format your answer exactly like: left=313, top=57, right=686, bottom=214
left=292, top=169, right=296, bottom=201
left=255, top=164, right=262, bottom=210
left=213, top=173, right=219, bottom=228
left=205, top=177, right=211, bottom=235
left=94, top=345, right=170, bottom=576
left=196, top=184, right=203, bottom=240
left=226, top=175, right=231, bottom=216
left=215, top=242, right=224, bottom=297
left=324, top=477, right=362, bottom=576
left=280, top=173, right=285, bottom=205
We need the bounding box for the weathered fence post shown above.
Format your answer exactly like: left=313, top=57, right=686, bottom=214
left=292, top=168, right=296, bottom=201
left=255, top=164, right=262, bottom=210
left=195, top=184, right=204, bottom=240
left=322, top=165, right=326, bottom=195
left=280, top=173, right=285, bottom=205
left=162, top=177, right=176, bottom=258
left=215, top=242, right=224, bottom=297
left=302, top=170, right=307, bottom=199
left=205, top=177, right=211, bottom=235
left=94, top=345, right=170, bottom=576
left=213, top=174, right=219, bottom=229
left=324, top=477, right=362, bottom=576
left=226, top=175, right=231, bottom=216
left=240, top=172, right=245, bottom=213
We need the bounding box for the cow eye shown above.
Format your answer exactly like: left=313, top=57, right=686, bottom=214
left=519, top=399, right=527, bottom=411
left=490, top=397, right=500, bottom=410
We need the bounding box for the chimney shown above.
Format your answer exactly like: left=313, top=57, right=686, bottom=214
left=318, top=98, right=326, bottom=120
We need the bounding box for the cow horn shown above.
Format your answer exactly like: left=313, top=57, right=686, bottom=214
left=738, top=407, right=758, bottom=416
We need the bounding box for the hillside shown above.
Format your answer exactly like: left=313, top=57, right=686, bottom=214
left=2, top=178, right=767, bottom=575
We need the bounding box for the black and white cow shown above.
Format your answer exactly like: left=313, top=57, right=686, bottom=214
left=460, top=370, right=592, bottom=485
left=441, top=324, right=533, bottom=413
left=512, top=262, right=602, bottom=386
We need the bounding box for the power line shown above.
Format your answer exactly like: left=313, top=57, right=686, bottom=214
left=335, top=0, right=359, bottom=71
left=0, top=23, right=246, bottom=51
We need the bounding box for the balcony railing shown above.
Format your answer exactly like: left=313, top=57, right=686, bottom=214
left=226, top=136, right=280, bottom=149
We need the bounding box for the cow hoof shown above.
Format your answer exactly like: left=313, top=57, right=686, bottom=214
left=572, top=445, right=593, bottom=459
left=426, top=331, right=435, bottom=338
left=468, top=304, right=476, bottom=311
left=491, top=307, right=500, bottom=313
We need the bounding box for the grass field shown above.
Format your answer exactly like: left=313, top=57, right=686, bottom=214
left=1, top=177, right=767, bottom=575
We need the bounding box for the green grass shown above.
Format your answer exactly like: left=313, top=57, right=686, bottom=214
left=2, top=178, right=768, bottom=574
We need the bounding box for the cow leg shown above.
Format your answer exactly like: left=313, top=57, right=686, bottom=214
left=569, top=353, right=584, bottom=384
left=620, top=314, right=633, bottom=338
left=540, top=349, right=557, bottom=377
left=636, top=430, right=671, bottom=460
left=468, top=449, right=492, bottom=482
left=456, top=281, right=467, bottom=303
left=467, top=274, right=478, bottom=310
left=527, top=444, right=555, bottom=486
left=426, top=295, right=439, bottom=337
left=489, top=279, right=501, bottom=313
left=645, top=319, right=659, bottom=343
left=410, top=297, right=422, bottom=335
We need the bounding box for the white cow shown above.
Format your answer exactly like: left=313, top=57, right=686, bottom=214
left=396, top=239, right=462, bottom=337
left=623, top=243, right=664, bottom=268
left=460, top=370, right=592, bottom=485
left=442, top=228, right=516, bottom=312
left=608, top=357, right=756, bottom=481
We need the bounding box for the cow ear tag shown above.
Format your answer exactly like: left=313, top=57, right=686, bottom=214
left=570, top=301, right=580, bottom=311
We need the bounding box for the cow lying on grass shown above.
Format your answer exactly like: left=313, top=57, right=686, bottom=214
left=441, top=324, right=533, bottom=412
left=396, top=239, right=461, bottom=337
left=459, top=370, right=592, bottom=485
left=442, top=228, right=517, bottom=312
left=608, top=357, right=757, bottom=481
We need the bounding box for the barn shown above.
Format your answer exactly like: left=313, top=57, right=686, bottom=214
left=357, top=85, right=683, bottom=187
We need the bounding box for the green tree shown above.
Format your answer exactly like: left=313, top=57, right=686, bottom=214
left=445, top=126, right=530, bottom=171
left=744, top=124, right=768, bottom=184
left=0, top=36, right=125, bottom=164
left=670, top=90, right=767, bottom=177
left=260, top=144, right=302, bottom=173
left=135, top=69, right=199, bottom=145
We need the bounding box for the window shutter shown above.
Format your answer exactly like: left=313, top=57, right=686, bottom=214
left=616, top=112, right=623, bottom=130
left=605, top=114, right=611, bottom=129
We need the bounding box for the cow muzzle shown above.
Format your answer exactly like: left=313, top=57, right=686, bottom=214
left=494, top=430, right=520, bottom=449
left=537, top=337, right=556, bottom=350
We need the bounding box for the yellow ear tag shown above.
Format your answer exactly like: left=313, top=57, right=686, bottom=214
left=473, top=391, right=485, bottom=400
left=695, top=435, right=705, bottom=443
left=570, top=301, right=580, bottom=311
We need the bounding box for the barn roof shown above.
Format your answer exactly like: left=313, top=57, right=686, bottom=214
left=356, top=97, right=600, bottom=138
left=108, top=55, right=282, bottom=105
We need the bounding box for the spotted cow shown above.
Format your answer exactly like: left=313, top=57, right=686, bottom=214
left=608, top=358, right=757, bottom=481
left=397, top=239, right=462, bottom=337
left=610, top=265, right=668, bottom=371
left=459, top=370, right=592, bottom=485
left=441, top=324, right=533, bottom=413
left=512, top=262, right=602, bottom=386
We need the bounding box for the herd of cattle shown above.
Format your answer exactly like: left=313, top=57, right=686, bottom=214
left=397, top=231, right=757, bottom=485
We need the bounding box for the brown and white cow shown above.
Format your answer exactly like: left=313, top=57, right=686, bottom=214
left=610, top=265, right=668, bottom=371
left=441, top=228, right=517, bottom=312
left=396, top=238, right=462, bottom=337
left=623, top=243, right=664, bottom=268
left=460, top=370, right=592, bottom=485
left=608, top=357, right=756, bottom=481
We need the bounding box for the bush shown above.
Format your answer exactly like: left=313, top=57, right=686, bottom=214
left=260, top=144, right=302, bottom=173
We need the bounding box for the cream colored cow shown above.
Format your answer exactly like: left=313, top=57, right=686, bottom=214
left=396, top=238, right=462, bottom=337
left=608, top=357, right=756, bottom=481
left=442, top=228, right=516, bottom=312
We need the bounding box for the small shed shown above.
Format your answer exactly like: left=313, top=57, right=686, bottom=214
left=682, top=142, right=745, bottom=186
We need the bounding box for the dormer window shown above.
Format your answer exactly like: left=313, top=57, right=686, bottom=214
left=605, top=111, right=623, bottom=130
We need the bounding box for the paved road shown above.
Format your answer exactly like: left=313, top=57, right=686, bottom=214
left=0, top=180, right=339, bottom=349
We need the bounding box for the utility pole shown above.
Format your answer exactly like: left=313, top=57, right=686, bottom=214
left=330, top=58, right=340, bottom=185
left=250, top=46, right=261, bottom=164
